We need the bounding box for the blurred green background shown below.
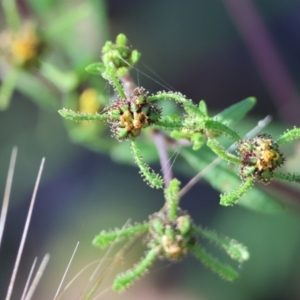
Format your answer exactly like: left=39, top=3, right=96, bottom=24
left=1, top=0, right=300, bottom=299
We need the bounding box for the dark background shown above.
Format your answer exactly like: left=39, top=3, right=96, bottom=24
left=1, top=0, right=300, bottom=299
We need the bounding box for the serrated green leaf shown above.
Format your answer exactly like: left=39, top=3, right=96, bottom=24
left=131, top=140, right=164, bottom=189
left=189, top=244, right=239, bottom=281
left=92, top=223, right=149, bottom=249
left=113, top=247, right=158, bottom=292
left=213, top=97, right=256, bottom=126
left=220, top=177, right=255, bottom=206
left=180, top=147, right=284, bottom=213
left=276, top=127, right=300, bottom=145
left=193, top=226, right=250, bottom=263
left=85, top=62, right=105, bottom=75
left=58, top=108, right=107, bottom=122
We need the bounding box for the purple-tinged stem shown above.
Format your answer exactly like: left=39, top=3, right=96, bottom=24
left=152, top=130, right=173, bottom=188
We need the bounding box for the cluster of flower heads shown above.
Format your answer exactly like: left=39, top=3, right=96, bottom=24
left=93, top=179, right=249, bottom=292
left=208, top=127, right=300, bottom=206
left=148, top=208, right=195, bottom=261
left=59, top=33, right=300, bottom=206
left=238, top=133, right=285, bottom=183
left=0, top=22, right=43, bottom=69
left=101, top=33, right=140, bottom=77
left=102, top=87, right=161, bottom=141
left=58, top=33, right=300, bottom=293
left=0, top=10, right=48, bottom=111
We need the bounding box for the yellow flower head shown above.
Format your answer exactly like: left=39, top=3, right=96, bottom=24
left=0, top=22, right=43, bottom=68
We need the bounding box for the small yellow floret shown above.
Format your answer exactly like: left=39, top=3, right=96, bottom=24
left=256, top=148, right=280, bottom=171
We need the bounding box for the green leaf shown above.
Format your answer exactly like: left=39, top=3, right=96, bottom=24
left=58, top=108, right=108, bottom=122
left=113, top=247, right=158, bottom=292
left=213, top=97, right=256, bottom=126
left=193, top=226, right=250, bottom=263
left=148, top=92, right=205, bottom=118
left=131, top=140, right=164, bottom=189
left=273, top=172, right=300, bottom=183
left=220, top=177, right=255, bottom=206
left=180, top=147, right=284, bottom=213
left=189, top=244, right=239, bottom=281
left=92, top=223, right=149, bottom=249
left=152, top=119, right=183, bottom=131
left=276, top=127, right=300, bottom=145
left=204, top=120, right=241, bottom=141
left=207, top=139, right=241, bottom=164
left=85, top=62, right=106, bottom=75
